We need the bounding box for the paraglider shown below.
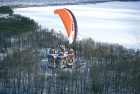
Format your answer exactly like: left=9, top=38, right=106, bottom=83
left=54, top=8, right=78, bottom=44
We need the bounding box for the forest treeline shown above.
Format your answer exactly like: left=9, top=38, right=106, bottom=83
left=1, top=0, right=140, bottom=7
left=0, top=6, right=140, bottom=94
left=113, top=0, right=140, bottom=1
left=0, top=0, right=110, bottom=7
left=1, top=0, right=139, bottom=7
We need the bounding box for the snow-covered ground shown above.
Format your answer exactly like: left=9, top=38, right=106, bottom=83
left=0, top=53, right=7, bottom=61
left=14, top=1, right=140, bottom=49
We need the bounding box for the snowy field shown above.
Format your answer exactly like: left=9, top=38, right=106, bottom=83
left=14, top=1, right=140, bottom=49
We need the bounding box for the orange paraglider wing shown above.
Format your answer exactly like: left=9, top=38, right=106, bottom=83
left=65, top=8, right=78, bottom=44
left=54, top=8, right=78, bottom=44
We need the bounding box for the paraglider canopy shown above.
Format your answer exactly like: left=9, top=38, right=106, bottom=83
left=54, top=8, right=78, bottom=44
